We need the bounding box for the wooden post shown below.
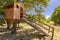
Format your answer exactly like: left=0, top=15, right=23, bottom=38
left=11, top=22, right=17, bottom=34
left=43, top=36, right=45, bottom=40
left=7, top=20, right=11, bottom=29
left=51, top=27, right=54, bottom=40
left=17, top=22, right=20, bottom=28
left=48, top=26, right=50, bottom=33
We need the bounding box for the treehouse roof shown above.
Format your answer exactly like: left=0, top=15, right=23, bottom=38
left=4, top=2, right=24, bottom=9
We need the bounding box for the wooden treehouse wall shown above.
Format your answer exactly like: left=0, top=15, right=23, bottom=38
left=4, top=2, right=26, bottom=20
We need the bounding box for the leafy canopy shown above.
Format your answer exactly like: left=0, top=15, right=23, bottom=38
left=51, top=6, right=60, bottom=23
left=0, top=0, right=50, bottom=12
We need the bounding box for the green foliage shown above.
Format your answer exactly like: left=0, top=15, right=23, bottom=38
left=0, top=0, right=50, bottom=15
left=46, top=17, right=51, bottom=23
left=27, top=14, right=33, bottom=21
left=0, top=0, right=50, bottom=11
left=51, top=6, right=60, bottom=23
left=0, top=18, right=5, bottom=25
left=27, top=14, right=46, bottom=22
left=0, top=11, right=4, bottom=25
left=0, top=0, right=49, bottom=25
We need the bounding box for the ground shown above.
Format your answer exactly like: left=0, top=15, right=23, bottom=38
left=0, top=23, right=60, bottom=40
left=53, top=26, right=60, bottom=40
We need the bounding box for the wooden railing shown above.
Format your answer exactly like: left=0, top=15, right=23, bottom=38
left=32, top=17, right=54, bottom=40
left=24, top=14, right=54, bottom=40
left=36, top=22, right=54, bottom=40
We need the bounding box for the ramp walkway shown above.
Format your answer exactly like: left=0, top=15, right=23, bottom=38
left=21, top=17, right=54, bottom=40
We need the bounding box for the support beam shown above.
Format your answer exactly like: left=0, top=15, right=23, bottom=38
left=11, top=22, right=17, bottom=34
left=7, top=20, right=11, bottom=29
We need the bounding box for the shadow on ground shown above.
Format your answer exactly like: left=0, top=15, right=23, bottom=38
left=0, top=26, right=45, bottom=40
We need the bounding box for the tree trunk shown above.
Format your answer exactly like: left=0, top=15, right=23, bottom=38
left=11, top=22, right=17, bottom=34
left=7, top=20, right=11, bottom=29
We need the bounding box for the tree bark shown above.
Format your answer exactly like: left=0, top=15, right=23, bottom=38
left=11, top=22, right=17, bottom=34
left=7, top=20, right=11, bottom=29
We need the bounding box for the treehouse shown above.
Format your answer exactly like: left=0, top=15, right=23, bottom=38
left=4, top=2, right=25, bottom=20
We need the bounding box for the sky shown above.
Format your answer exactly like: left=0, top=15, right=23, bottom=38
left=43, top=0, right=60, bottom=18
left=28, top=0, right=60, bottom=19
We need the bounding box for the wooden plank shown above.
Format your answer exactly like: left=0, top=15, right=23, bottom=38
left=51, top=27, right=54, bottom=40
left=4, top=7, right=13, bottom=20
left=22, top=17, right=50, bottom=36
left=24, top=15, right=54, bottom=40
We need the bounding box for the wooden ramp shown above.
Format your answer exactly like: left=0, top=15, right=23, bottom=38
left=22, top=17, right=51, bottom=36
left=22, top=14, right=54, bottom=40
